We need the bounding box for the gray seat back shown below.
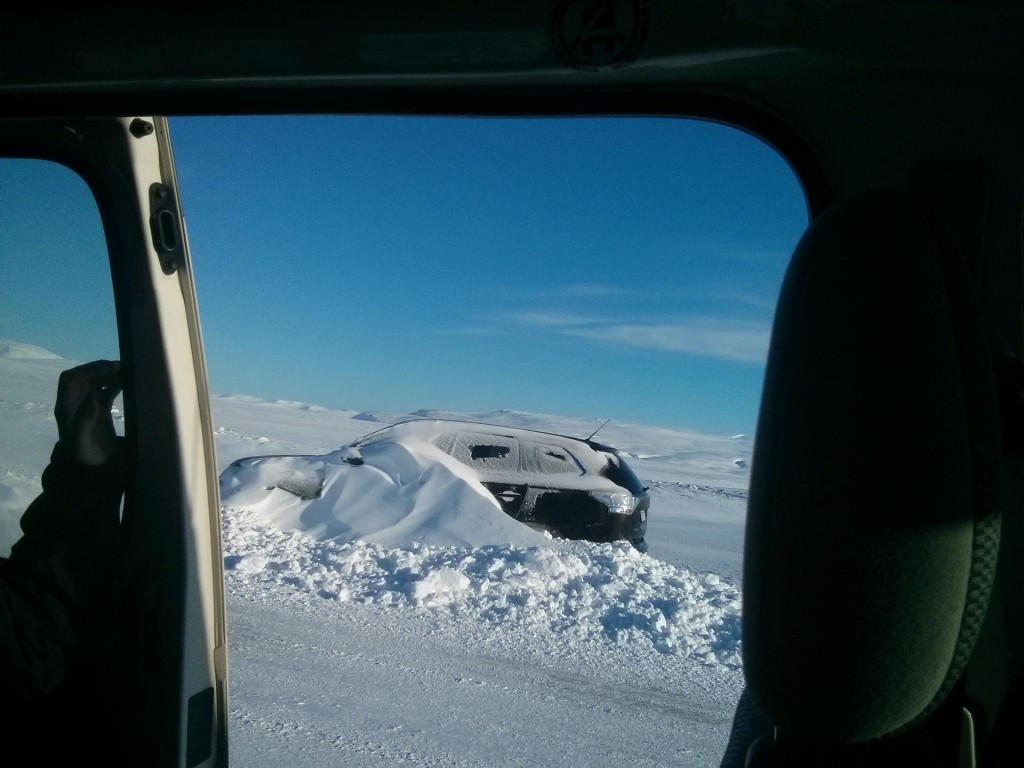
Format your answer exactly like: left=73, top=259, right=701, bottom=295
left=743, top=187, right=1002, bottom=748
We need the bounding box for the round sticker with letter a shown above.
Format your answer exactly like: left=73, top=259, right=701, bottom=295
left=552, top=0, right=650, bottom=72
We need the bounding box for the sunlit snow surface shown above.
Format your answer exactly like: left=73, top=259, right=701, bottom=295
left=1, top=353, right=751, bottom=767
left=212, top=395, right=751, bottom=766
left=223, top=507, right=741, bottom=665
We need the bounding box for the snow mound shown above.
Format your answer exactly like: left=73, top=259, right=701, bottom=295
left=214, top=394, right=266, bottom=403
left=222, top=506, right=742, bottom=665
left=0, top=340, right=62, bottom=359
left=350, top=410, right=411, bottom=424
left=271, top=400, right=329, bottom=412
left=220, top=432, right=549, bottom=549
left=352, top=411, right=386, bottom=422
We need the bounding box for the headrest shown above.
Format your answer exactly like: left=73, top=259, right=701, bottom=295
left=743, top=187, right=1001, bottom=744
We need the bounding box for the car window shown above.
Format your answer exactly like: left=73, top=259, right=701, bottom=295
left=447, top=433, right=522, bottom=474
left=0, top=158, right=120, bottom=557
left=170, top=114, right=807, bottom=766
left=600, top=450, right=648, bottom=495
left=521, top=441, right=585, bottom=476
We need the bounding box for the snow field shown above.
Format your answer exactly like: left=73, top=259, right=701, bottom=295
left=1, top=355, right=750, bottom=765
left=222, top=505, right=742, bottom=666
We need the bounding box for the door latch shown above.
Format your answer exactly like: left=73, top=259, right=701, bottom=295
left=149, top=182, right=183, bottom=275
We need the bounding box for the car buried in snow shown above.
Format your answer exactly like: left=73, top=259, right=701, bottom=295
left=354, top=420, right=650, bottom=550
left=224, top=419, right=650, bottom=551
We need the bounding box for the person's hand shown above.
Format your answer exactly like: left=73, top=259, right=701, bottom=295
left=55, top=360, right=122, bottom=466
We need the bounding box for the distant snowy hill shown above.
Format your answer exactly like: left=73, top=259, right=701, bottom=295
left=0, top=339, right=63, bottom=359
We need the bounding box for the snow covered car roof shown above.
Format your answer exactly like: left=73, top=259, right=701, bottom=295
left=350, top=418, right=644, bottom=494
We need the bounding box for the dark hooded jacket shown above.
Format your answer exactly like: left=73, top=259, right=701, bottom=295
left=0, top=440, right=124, bottom=702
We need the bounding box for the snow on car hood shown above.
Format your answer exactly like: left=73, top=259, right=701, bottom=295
left=220, top=428, right=550, bottom=548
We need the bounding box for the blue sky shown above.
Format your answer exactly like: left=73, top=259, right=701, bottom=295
left=1, top=116, right=806, bottom=434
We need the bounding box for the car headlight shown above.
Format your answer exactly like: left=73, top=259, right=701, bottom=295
left=590, top=491, right=636, bottom=515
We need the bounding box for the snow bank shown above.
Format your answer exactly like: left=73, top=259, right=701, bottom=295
left=222, top=506, right=742, bottom=666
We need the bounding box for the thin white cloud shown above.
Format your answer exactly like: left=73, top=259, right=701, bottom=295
left=563, top=321, right=770, bottom=363
left=709, top=290, right=779, bottom=312
left=556, top=283, right=635, bottom=298
left=511, top=311, right=609, bottom=327
left=464, top=311, right=771, bottom=363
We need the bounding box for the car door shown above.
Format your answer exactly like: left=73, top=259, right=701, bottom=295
left=0, top=117, right=228, bottom=767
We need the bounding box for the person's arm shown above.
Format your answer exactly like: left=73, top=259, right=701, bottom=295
left=0, top=360, right=125, bottom=701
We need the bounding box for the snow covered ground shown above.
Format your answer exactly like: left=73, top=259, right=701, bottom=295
left=1, top=346, right=751, bottom=766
